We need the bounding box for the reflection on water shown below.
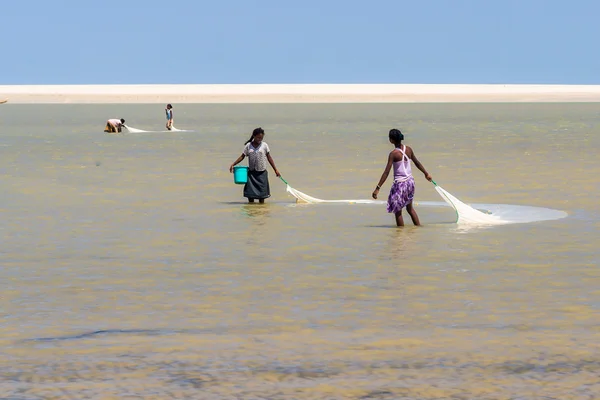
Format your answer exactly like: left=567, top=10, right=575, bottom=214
left=240, top=203, right=272, bottom=222
left=383, top=226, right=417, bottom=259
left=0, top=103, right=599, bottom=398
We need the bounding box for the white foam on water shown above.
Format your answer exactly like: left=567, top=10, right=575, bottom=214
left=285, top=184, right=568, bottom=226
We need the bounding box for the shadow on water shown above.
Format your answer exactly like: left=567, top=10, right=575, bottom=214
left=219, top=201, right=291, bottom=205
left=23, top=329, right=206, bottom=342
left=363, top=221, right=456, bottom=229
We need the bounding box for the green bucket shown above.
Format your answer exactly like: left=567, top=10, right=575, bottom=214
left=233, top=166, right=249, bottom=184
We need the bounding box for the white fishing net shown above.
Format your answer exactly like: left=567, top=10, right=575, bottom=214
left=123, top=125, right=192, bottom=133
left=284, top=182, right=567, bottom=226
left=434, top=184, right=568, bottom=224
left=433, top=185, right=504, bottom=225
left=123, top=125, right=146, bottom=133
left=286, top=185, right=384, bottom=205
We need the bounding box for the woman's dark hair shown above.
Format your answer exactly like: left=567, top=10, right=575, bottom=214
left=120, top=118, right=126, bottom=124
left=389, top=128, right=404, bottom=144
left=245, top=127, right=265, bottom=144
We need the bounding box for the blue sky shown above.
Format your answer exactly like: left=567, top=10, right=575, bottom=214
left=2, top=0, right=599, bottom=84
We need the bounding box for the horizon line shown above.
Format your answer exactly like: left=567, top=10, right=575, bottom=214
left=2, top=83, right=600, bottom=87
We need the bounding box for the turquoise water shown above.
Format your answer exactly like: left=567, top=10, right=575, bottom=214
left=0, top=103, right=599, bottom=399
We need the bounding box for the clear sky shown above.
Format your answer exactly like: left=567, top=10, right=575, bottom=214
left=2, top=0, right=599, bottom=84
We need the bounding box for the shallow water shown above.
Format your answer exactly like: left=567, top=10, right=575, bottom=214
left=1, top=103, right=599, bottom=399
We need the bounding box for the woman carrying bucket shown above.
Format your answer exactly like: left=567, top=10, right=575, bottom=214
left=229, top=127, right=281, bottom=203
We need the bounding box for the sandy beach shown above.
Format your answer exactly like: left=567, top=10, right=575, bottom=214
left=2, top=84, right=600, bottom=104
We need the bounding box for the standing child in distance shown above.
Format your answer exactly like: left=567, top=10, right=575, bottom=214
left=372, top=129, right=432, bottom=226
left=229, top=127, right=281, bottom=203
left=165, top=104, right=173, bottom=130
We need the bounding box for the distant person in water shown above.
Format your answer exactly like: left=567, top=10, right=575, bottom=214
left=372, top=129, right=432, bottom=226
left=229, top=127, right=281, bottom=203
left=165, top=104, right=173, bottom=130
left=104, top=118, right=126, bottom=133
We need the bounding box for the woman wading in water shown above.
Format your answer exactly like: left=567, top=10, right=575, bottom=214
left=372, top=129, right=432, bottom=226
left=230, top=127, right=281, bottom=203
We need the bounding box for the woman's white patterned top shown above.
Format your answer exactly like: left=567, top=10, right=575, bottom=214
left=243, top=141, right=270, bottom=171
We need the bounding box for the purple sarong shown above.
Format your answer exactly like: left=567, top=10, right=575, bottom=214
left=386, top=177, right=415, bottom=214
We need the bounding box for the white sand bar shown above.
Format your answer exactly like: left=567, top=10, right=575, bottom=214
left=2, top=84, right=600, bottom=104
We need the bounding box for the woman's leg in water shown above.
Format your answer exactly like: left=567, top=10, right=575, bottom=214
left=394, top=211, right=404, bottom=227
left=406, top=202, right=421, bottom=226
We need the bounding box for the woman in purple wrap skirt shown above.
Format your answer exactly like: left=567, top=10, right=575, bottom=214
left=372, top=129, right=432, bottom=226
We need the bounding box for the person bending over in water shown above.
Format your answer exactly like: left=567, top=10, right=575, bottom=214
left=229, top=127, right=281, bottom=204
left=104, top=118, right=126, bottom=133
left=372, top=128, right=432, bottom=226
left=165, top=104, right=173, bottom=130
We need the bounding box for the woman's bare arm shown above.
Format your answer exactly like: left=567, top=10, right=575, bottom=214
left=410, top=148, right=432, bottom=181
left=372, top=152, right=394, bottom=199
left=229, top=154, right=245, bottom=172
left=266, top=153, right=280, bottom=177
